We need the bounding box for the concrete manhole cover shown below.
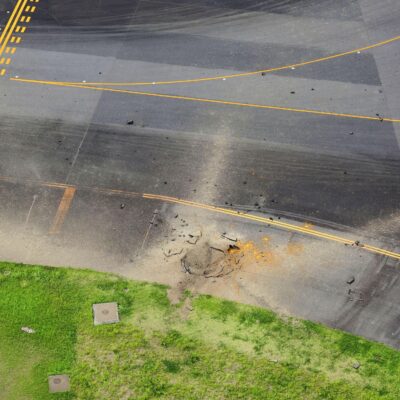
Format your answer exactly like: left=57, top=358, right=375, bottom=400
left=48, top=375, right=70, bottom=393
left=92, top=302, right=120, bottom=325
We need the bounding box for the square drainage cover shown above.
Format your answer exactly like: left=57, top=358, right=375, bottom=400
left=48, top=375, right=70, bottom=393
left=93, top=302, right=120, bottom=325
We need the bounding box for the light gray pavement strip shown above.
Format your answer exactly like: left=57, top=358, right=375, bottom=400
left=0, top=181, right=399, bottom=348
left=0, top=0, right=399, bottom=347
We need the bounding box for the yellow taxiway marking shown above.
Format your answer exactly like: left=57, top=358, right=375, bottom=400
left=0, top=69, right=6, bottom=76
left=0, top=175, right=398, bottom=260
left=49, top=34, right=400, bottom=87
left=48, top=187, right=76, bottom=234
left=11, top=77, right=400, bottom=123
left=0, top=0, right=25, bottom=45
left=0, top=0, right=36, bottom=76
left=0, top=0, right=27, bottom=57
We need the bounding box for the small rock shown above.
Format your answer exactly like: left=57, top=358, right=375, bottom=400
left=352, top=362, right=361, bottom=369
left=290, top=91, right=295, bottom=94
left=120, top=203, right=125, bottom=209
left=347, top=276, right=355, bottom=285
left=127, top=120, right=134, bottom=125
left=21, top=327, right=35, bottom=334
left=261, top=72, right=266, bottom=76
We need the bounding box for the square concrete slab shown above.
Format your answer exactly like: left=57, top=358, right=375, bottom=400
left=92, top=302, right=120, bottom=325
left=48, top=375, right=70, bottom=393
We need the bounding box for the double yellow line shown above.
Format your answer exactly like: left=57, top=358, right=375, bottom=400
left=143, top=193, right=400, bottom=260
left=0, top=0, right=29, bottom=75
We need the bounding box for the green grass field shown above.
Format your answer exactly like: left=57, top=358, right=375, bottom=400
left=0, top=261, right=399, bottom=399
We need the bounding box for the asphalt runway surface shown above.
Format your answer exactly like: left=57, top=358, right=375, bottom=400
left=0, top=0, right=400, bottom=347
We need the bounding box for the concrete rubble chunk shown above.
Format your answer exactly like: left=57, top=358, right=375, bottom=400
left=92, top=302, right=120, bottom=326
left=48, top=375, right=70, bottom=393
left=347, top=276, right=355, bottom=285
left=163, top=247, right=183, bottom=257
left=21, top=327, right=35, bottom=334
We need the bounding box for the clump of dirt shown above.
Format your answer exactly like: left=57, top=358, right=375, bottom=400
left=181, top=241, right=244, bottom=278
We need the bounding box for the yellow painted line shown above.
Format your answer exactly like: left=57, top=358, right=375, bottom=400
left=0, top=0, right=28, bottom=57
left=0, top=69, right=6, bottom=76
left=20, top=16, right=26, bottom=22
left=15, top=26, right=21, bottom=33
left=16, top=37, right=21, bottom=44
left=10, top=37, right=15, bottom=43
left=10, top=47, right=16, bottom=54
left=142, top=193, right=400, bottom=260
left=26, top=16, right=31, bottom=22
left=0, top=0, right=24, bottom=45
left=20, top=26, right=26, bottom=33
left=53, top=34, right=400, bottom=87
left=0, top=174, right=398, bottom=260
left=5, top=58, right=11, bottom=65
left=0, top=58, right=4, bottom=64
left=30, top=6, right=36, bottom=12
left=48, top=187, right=76, bottom=234
left=11, top=78, right=400, bottom=123
left=25, top=5, right=31, bottom=12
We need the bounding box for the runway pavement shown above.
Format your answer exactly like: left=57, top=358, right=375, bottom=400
left=0, top=0, right=400, bottom=347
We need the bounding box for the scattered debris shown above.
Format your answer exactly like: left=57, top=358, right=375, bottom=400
left=347, top=276, right=355, bottom=285
left=210, top=246, right=225, bottom=253
left=187, top=236, right=200, bottom=245
left=21, top=327, right=35, bottom=334
left=164, top=248, right=183, bottom=257
left=189, top=230, right=202, bottom=238
left=227, top=244, right=240, bottom=252
left=348, top=289, right=364, bottom=302
left=221, top=233, right=237, bottom=242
